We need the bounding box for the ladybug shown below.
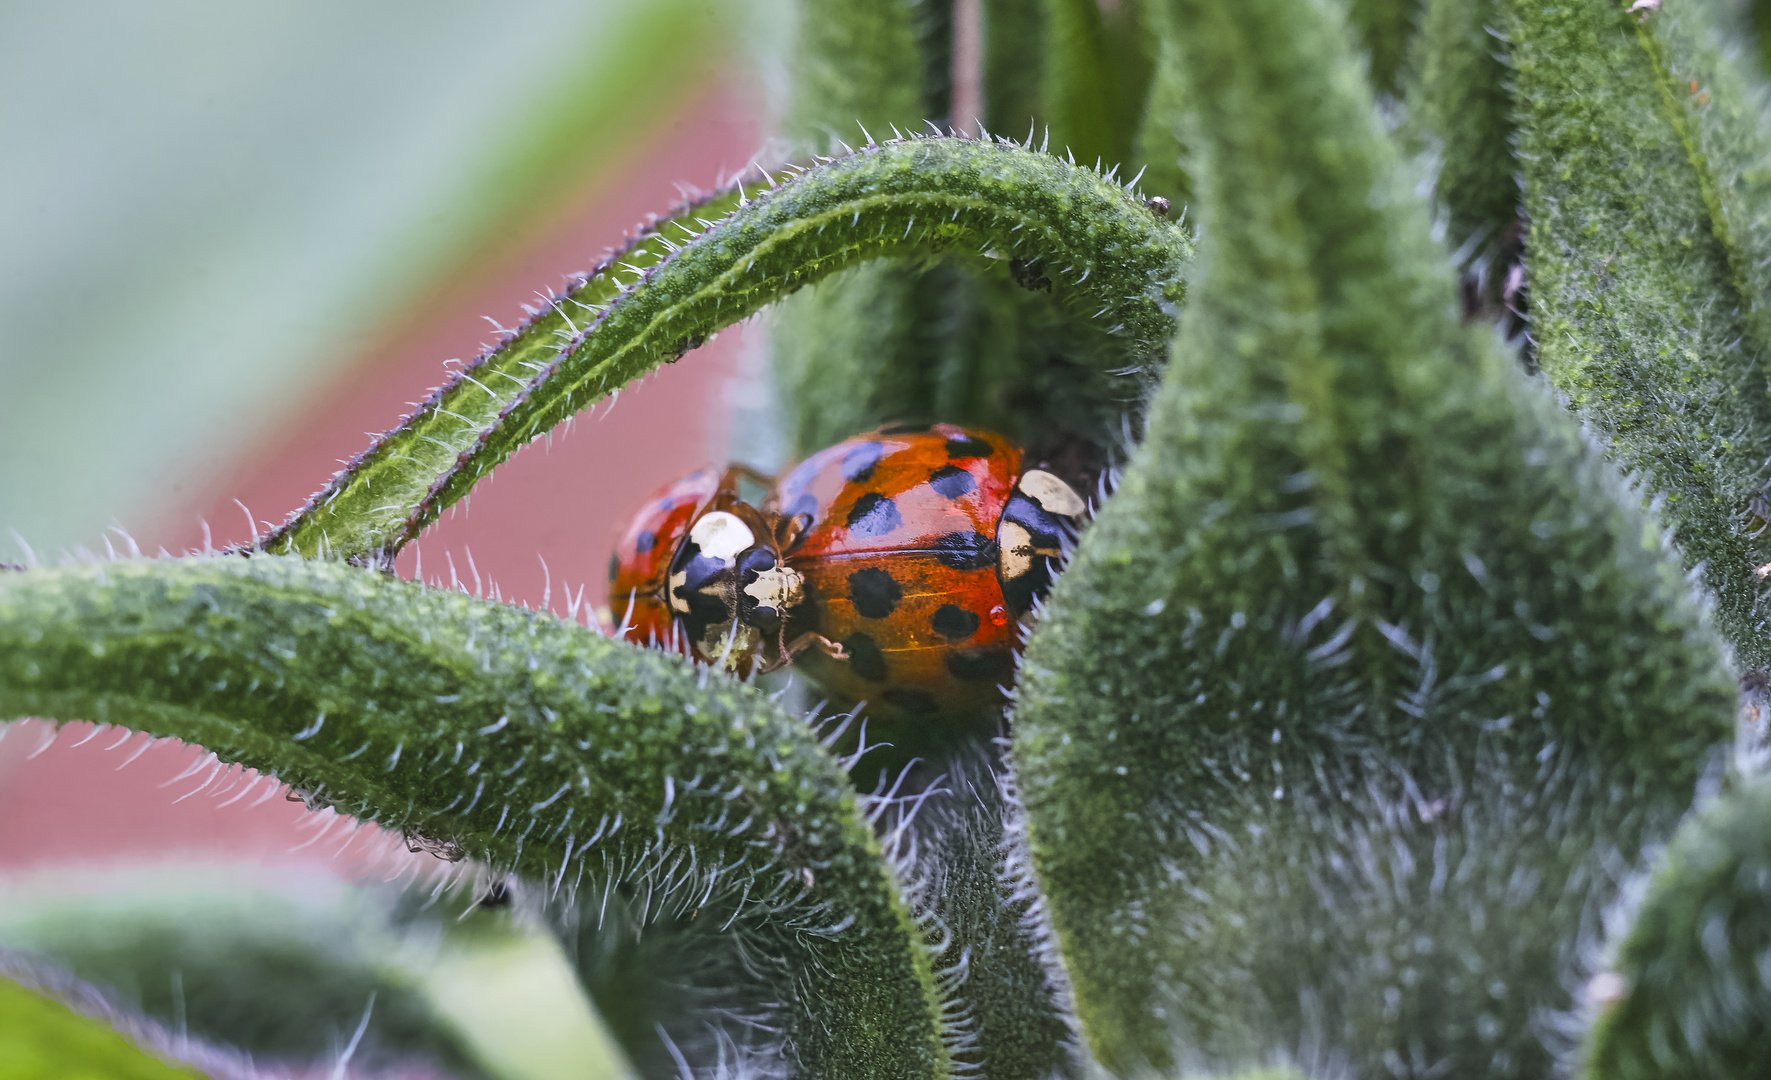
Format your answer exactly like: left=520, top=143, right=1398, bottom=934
left=606, top=465, right=822, bottom=675
left=603, top=423, right=1087, bottom=720
left=767, top=423, right=1086, bottom=719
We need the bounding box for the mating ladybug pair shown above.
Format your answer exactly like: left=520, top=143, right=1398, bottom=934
left=605, top=423, right=1088, bottom=720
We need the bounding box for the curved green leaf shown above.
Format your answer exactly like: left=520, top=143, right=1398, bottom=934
left=264, top=137, right=1190, bottom=564
left=1582, top=771, right=1771, bottom=1079
left=1506, top=0, right=1771, bottom=669
left=1012, top=0, right=1737, bottom=1073
left=772, top=0, right=957, bottom=459
left=0, top=556, right=949, bottom=1080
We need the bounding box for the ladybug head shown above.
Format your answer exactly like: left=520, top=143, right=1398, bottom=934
left=666, top=500, right=808, bottom=675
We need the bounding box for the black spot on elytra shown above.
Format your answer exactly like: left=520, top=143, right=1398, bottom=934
left=846, top=492, right=902, bottom=537
left=934, top=531, right=998, bottom=570
left=947, top=648, right=1016, bottom=683
left=655, top=496, right=675, bottom=512
left=878, top=421, right=931, bottom=435
left=882, top=688, right=940, bottom=715
left=946, top=435, right=993, bottom=459
left=840, top=441, right=886, bottom=483
left=928, top=464, right=976, bottom=499
left=931, top=604, right=979, bottom=641
left=848, top=567, right=902, bottom=619
left=634, top=529, right=657, bottom=553
left=844, top=633, right=887, bottom=682
left=607, top=552, right=620, bottom=582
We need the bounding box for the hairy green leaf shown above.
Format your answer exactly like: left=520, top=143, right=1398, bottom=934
left=1013, top=0, right=1737, bottom=1073
left=1507, top=0, right=1771, bottom=669
left=1409, top=0, right=1517, bottom=283
left=266, top=137, right=1189, bottom=565
left=1346, top=0, right=1424, bottom=97
left=892, top=753, right=1081, bottom=1080
left=0, top=556, right=949, bottom=1080
left=1582, top=770, right=1771, bottom=1079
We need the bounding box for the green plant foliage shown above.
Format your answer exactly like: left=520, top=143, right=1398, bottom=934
left=16, top=0, right=1771, bottom=1075
left=1012, top=0, right=1737, bottom=1075
left=1040, top=0, right=1157, bottom=177
left=0, top=977, right=198, bottom=1080
left=893, top=754, right=1079, bottom=1079
left=1582, top=770, right=1771, bottom=1079
left=1408, top=0, right=1517, bottom=276
left=981, top=0, right=1046, bottom=137
left=1346, top=0, right=1424, bottom=97
left=1508, top=0, right=1771, bottom=670
left=0, top=556, right=947, bottom=1080
left=1132, top=1, right=1195, bottom=214
left=0, top=877, right=492, bottom=1079
left=786, top=0, right=927, bottom=153
left=267, top=137, right=1189, bottom=564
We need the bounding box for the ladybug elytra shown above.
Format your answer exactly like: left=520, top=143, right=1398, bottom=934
left=604, top=423, right=1087, bottom=719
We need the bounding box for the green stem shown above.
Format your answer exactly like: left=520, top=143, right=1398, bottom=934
left=0, top=557, right=949, bottom=1080
left=264, top=137, right=1190, bottom=566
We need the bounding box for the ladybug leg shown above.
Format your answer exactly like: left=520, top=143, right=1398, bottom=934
left=785, top=632, right=848, bottom=661
left=775, top=511, right=813, bottom=551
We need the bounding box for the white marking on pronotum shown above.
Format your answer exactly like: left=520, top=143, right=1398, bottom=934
left=1017, top=469, right=1087, bottom=517
left=687, top=511, right=754, bottom=564
left=293, top=713, right=326, bottom=741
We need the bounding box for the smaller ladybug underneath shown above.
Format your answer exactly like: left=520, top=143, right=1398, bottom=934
left=604, top=423, right=1088, bottom=718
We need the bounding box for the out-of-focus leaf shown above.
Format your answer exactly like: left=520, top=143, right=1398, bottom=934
left=0, top=0, right=724, bottom=556
left=1582, top=771, right=1771, bottom=1079
left=0, top=975, right=199, bottom=1080
left=0, top=861, right=627, bottom=1080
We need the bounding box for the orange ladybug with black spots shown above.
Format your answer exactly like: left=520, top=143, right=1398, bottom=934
left=769, top=422, right=1087, bottom=721
left=602, top=423, right=1087, bottom=721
